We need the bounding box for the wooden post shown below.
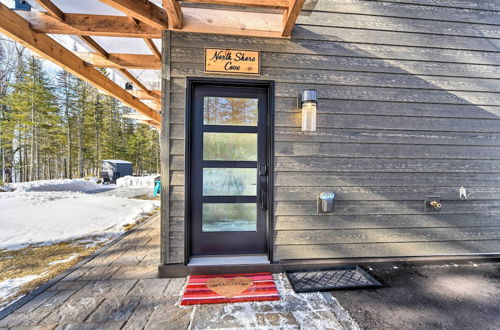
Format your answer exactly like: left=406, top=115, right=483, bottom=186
left=160, top=30, right=172, bottom=266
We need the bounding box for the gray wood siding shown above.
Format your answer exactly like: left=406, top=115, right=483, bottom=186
left=163, top=0, right=500, bottom=263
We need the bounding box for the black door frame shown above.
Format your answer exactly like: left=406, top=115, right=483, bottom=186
left=184, top=77, right=275, bottom=264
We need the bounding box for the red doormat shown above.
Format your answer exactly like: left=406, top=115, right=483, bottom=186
left=180, top=272, right=280, bottom=305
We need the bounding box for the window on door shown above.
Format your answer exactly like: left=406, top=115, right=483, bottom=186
left=189, top=83, right=270, bottom=256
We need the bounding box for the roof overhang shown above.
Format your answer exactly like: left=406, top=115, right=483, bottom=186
left=0, top=0, right=306, bottom=126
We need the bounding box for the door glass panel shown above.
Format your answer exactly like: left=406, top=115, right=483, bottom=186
left=203, top=132, right=257, bottom=161
left=204, top=97, right=258, bottom=126
left=202, top=203, right=257, bottom=232
left=203, top=168, right=257, bottom=196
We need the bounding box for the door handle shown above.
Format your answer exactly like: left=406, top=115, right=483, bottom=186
left=259, top=164, right=267, bottom=176
left=260, top=182, right=268, bottom=210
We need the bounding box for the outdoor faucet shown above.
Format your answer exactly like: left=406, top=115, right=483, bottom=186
left=428, top=200, right=442, bottom=210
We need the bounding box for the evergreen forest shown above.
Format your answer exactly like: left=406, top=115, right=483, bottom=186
left=0, top=38, right=160, bottom=183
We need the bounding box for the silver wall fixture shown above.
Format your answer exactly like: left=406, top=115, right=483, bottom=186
left=459, top=186, right=474, bottom=200
left=298, top=89, right=318, bottom=132
left=318, top=191, right=335, bottom=213
left=425, top=196, right=442, bottom=212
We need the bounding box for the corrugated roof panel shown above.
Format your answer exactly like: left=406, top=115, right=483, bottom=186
left=90, top=36, right=152, bottom=54
left=50, top=0, right=125, bottom=15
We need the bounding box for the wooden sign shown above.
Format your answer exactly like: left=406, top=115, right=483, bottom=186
left=205, top=48, right=260, bottom=75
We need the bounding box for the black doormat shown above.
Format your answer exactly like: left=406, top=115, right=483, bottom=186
left=286, top=266, right=382, bottom=293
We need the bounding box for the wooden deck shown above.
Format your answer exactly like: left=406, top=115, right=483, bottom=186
left=0, top=214, right=357, bottom=329
left=0, top=214, right=191, bottom=329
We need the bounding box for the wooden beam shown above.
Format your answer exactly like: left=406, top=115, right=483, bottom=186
left=99, top=0, right=169, bottom=30
left=162, top=0, right=183, bottom=29
left=24, top=4, right=162, bottom=115
left=119, top=69, right=150, bottom=94
left=78, top=28, right=160, bottom=105
left=75, top=52, right=161, bottom=69
left=143, top=39, right=162, bottom=61
left=181, top=6, right=283, bottom=37
left=125, top=112, right=162, bottom=127
left=16, top=8, right=287, bottom=38
left=181, top=0, right=289, bottom=8
left=129, top=116, right=160, bottom=128
left=80, top=36, right=158, bottom=102
left=129, top=90, right=161, bottom=100
left=118, top=69, right=160, bottom=104
left=68, top=24, right=156, bottom=102
left=282, top=0, right=305, bottom=37
left=147, top=102, right=161, bottom=111
left=144, top=119, right=161, bottom=128
left=35, top=0, right=65, bottom=21
left=16, top=11, right=162, bottom=38
left=124, top=113, right=152, bottom=120
left=79, top=36, right=109, bottom=58
left=76, top=29, right=160, bottom=105
left=0, top=3, right=160, bottom=123
left=129, top=17, right=141, bottom=25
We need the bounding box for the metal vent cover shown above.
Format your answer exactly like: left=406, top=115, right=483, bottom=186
left=286, top=266, right=382, bottom=293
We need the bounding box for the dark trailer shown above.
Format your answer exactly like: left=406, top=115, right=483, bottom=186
left=101, top=160, right=133, bottom=183
left=3, top=0, right=499, bottom=278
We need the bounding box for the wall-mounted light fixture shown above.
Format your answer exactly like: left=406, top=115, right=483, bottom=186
left=125, top=82, right=133, bottom=90
left=299, top=89, right=318, bottom=132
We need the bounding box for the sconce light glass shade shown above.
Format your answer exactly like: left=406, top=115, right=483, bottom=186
left=301, top=101, right=317, bottom=132
left=301, top=89, right=317, bottom=132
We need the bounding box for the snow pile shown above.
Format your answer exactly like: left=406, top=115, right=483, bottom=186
left=116, top=175, right=158, bottom=188
left=0, top=190, right=159, bottom=249
left=0, top=177, right=160, bottom=250
left=6, top=178, right=105, bottom=193
left=0, top=185, right=13, bottom=192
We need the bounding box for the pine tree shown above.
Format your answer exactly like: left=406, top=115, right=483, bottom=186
left=56, top=69, right=77, bottom=179
left=3, top=55, right=63, bottom=181
left=0, top=39, right=20, bottom=183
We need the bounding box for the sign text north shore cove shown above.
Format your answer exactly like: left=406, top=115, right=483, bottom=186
left=204, top=48, right=260, bottom=75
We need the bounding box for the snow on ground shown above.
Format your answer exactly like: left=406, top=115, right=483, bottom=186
left=0, top=177, right=160, bottom=250
left=0, top=274, right=44, bottom=302
left=48, top=254, right=78, bottom=265
left=116, top=175, right=158, bottom=188
left=0, top=186, right=12, bottom=192
left=6, top=178, right=105, bottom=193
left=101, top=175, right=159, bottom=198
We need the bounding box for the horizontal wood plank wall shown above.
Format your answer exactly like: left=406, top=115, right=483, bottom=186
left=165, top=0, right=500, bottom=263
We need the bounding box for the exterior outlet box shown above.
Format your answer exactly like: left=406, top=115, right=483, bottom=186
left=425, top=196, right=442, bottom=212
left=318, top=192, right=335, bottom=213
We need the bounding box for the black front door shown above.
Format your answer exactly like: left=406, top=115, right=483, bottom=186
left=189, top=82, right=269, bottom=256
